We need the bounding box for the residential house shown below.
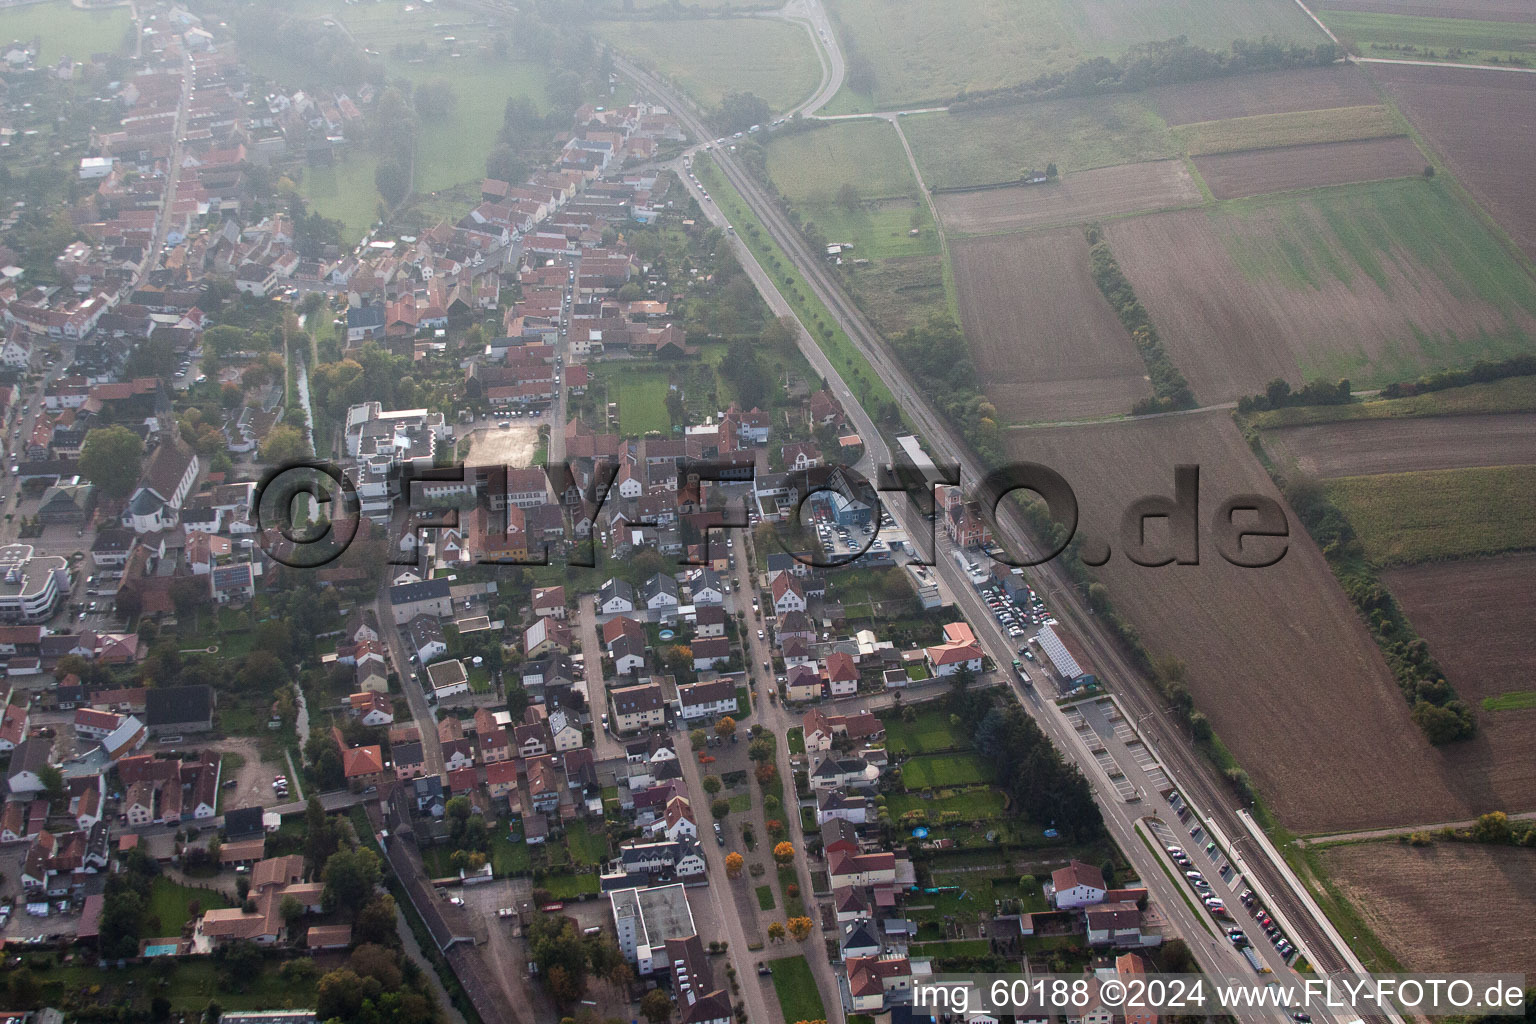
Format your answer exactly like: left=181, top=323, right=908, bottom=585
left=612, top=682, right=667, bottom=733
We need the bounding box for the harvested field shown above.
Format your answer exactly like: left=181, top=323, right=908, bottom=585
left=1315, top=0, right=1536, bottom=19
left=1008, top=411, right=1517, bottom=832
left=952, top=229, right=1152, bottom=423
left=1373, top=63, right=1536, bottom=260
left=1320, top=842, right=1536, bottom=974
left=1148, top=65, right=1378, bottom=125
left=1195, top=137, right=1427, bottom=199
left=1384, top=555, right=1536, bottom=807
left=935, top=160, right=1200, bottom=236
left=1262, top=412, right=1536, bottom=477
left=1320, top=10, right=1536, bottom=64
left=1103, top=180, right=1536, bottom=399
left=1172, top=105, right=1400, bottom=156
left=1327, top=464, right=1536, bottom=564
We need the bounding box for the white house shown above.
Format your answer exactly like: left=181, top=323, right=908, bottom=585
left=1051, top=860, right=1108, bottom=909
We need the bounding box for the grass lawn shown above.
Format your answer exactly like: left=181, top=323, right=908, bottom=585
left=1319, top=10, right=1536, bottom=65
left=886, top=788, right=1008, bottom=821
left=467, top=666, right=492, bottom=693
left=756, top=884, right=776, bottom=910
left=901, top=753, right=990, bottom=789
left=881, top=707, right=970, bottom=755
left=592, top=18, right=819, bottom=113
left=1249, top=375, right=1536, bottom=429
left=908, top=938, right=991, bottom=958
left=599, top=366, right=673, bottom=436
left=779, top=864, right=805, bottom=917
left=1328, top=465, right=1536, bottom=565
left=786, top=727, right=805, bottom=755
left=149, top=877, right=231, bottom=935
left=298, top=151, right=383, bottom=250
left=767, top=955, right=825, bottom=1024
left=1172, top=104, right=1400, bottom=156
left=544, top=872, right=601, bottom=899
left=393, top=59, right=550, bottom=194
left=1482, top=690, right=1536, bottom=712
left=492, top=826, right=533, bottom=875
left=693, top=154, right=907, bottom=426
left=729, top=792, right=754, bottom=813
left=906, top=95, right=1175, bottom=188
left=0, top=0, right=131, bottom=62
left=761, top=119, right=948, bottom=333
left=31, top=959, right=315, bottom=1014
left=825, top=0, right=1317, bottom=109
left=765, top=121, right=916, bottom=205
left=564, top=820, right=608, bottom=868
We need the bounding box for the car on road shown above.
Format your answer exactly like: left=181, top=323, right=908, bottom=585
left=447, top=897, right=465, bottom=907
left=713, top=822, right=724, bottom=846
left=1227, top=929, right=1247, bottom=945
left=757, top=962, right=772, bottom=976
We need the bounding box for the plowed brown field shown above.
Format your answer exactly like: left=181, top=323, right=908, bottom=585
left=1194, top=136, right=1426, bottom=199
left=1006, top=412, right=1516, bottom=833
left=1102, top=191, right=1536, bottom=400
left=952, top=229, right=1152, bottom=423
left=1262, top=412, right=1536, bottom=476
left=1322, top=842, right=1536, bottom=974
left=1373, top=63, right=1536, bottom=259
left=1383, top=555, right=1536, bottom=808
left=1148, top=64, right=1378, bottom=124
left=934, top=160, right=1200, bottom=235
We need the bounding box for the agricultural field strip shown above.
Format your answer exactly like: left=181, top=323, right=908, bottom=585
left=1194, top=137, right=1429, bottom=201
left=1260, top=412, right=1536, bottom=477
left=1327, top=464, right=1536, bottom=564
left=1172, top=104, right=1403, bottom=156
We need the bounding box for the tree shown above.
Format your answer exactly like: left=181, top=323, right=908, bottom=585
left=715, top=716, right=737, bottom=741
left=772, top=841, right=795, bottom=866
left=724, top=852, right=744, bottom=877
left=702, top=775, right=722, bottom=795
left=79, top=425, right=146, bottom=500
left=414, top=79, right=457, bottom=118
left=354, top=893, right=398, bottom=946
left=715, top=91, right=770, bottom=133
left=689, top=728, right=707, bottom=751
left=640, top=988, right=673, bottom=1024
left=322, top=847, right=382, bottom=915
left=375, top=158, right=410, bottom=207
left=836, top=182, right=860, bottom=212
left=37, top=764, right=64, bottom=804
left=1472, top=811, right=1512, bottom=844
left=8, top=969, right=40, bottom=1009
left=711, top=798, right=731, bottom=820
left=279, top=894, right=304, bottom=922
left=767, top=921, right=786, bottom=942
left=786, top=916, right=813, bottom=941
left=260, top=424, right=311, bottom=465
left=748, top=737, right=774, bottom=762
left=315, top=968, right=369, bottom=1022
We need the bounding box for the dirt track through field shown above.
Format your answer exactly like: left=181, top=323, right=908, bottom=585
left=1262, top=412, right=1536, bottom=476
left=1007, top=411, right=1512, bottom=833
left=952, top=229, right=1152, bottom=423
left=1194, top=137, right=1426, bottom=199
left=1372, top=62, right=1536, bottom=260
left=935, top=160, right=1200, bottom=235
left=1148, top=64, right=1379, bottom=124
left=1322, top=842, right=1536, bottom=974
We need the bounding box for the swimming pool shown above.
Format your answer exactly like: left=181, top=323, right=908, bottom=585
left=143, top=944, right=178, bottom=957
